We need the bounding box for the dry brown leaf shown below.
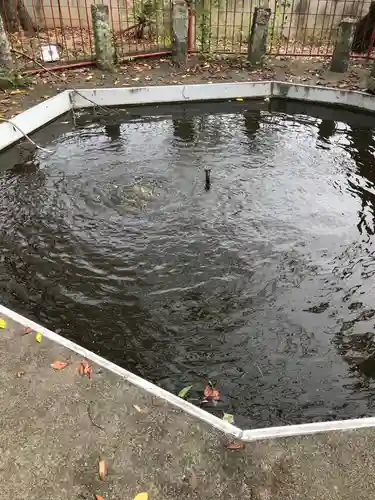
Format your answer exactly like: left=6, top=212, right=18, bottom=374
left=51, top=360, right=68, bottom=370
left=226, top=441, right=245, bottom=450
left=78, top=360, right=92, bottom=378
left=98, top=458, right=107, bottom=481
left=16, top=370, right=25, bottom=377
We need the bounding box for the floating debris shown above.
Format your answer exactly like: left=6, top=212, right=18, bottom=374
left=178, top=384, right=194, bottom=399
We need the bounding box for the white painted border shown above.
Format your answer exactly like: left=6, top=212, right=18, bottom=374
left=70, top=82, right=272, bottom=108
left=3, top=81, right=375, bottom=441
left=0, top=91, right=71, bottom=151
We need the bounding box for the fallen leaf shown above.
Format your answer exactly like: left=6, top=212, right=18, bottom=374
left=226, top=441, right=245, bottom=450
left=133, top=404, right=144, bottom=413
left=114, top=79, right=119, bottom=85
left=222, top=413, right=234, bottom=424
left=51, top=360, right=68, bottom=370
left=178, top=384, right=193, bottom=399
left=0, top=318, right=6, bottom=329
left=10, top=89, right=27, bottom=95
left=22, top=327, right=33, bottom=335
left=204, top=382, right=220, bottom=401
left=98, top=458, right=107, bottom=480
left=78, top=360, right=92, bottom=378
left=133, top=493, right=148, bottom=500
left=35, top=332, right=42, bottom=343
left=16, top=370, right=25, bottom=377
left=95, top=496, right=105, bottom=500
left=42, top=95, right=50, bottom=99
left=85, top=75, right=93, bottom=81
left=235, top=97, right=244, bottom=101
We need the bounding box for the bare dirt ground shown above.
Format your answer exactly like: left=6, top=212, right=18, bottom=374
left=0, top=55, right=372, bottom=118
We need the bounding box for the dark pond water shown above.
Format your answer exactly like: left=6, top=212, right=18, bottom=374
left=2, top=99, right=375, bottom=428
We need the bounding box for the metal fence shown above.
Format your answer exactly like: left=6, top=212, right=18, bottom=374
left=1, top=0, right=374, bottom=69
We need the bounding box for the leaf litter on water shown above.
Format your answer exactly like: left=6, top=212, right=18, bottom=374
left=203, top=381, right=220, bottom=401
left=222, top=413, right=234, bottom=424
left=178, top=384, right=193, bottom=399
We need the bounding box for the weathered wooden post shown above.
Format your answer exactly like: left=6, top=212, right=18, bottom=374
left=0, top=13, right=13, bottom=70
left=171, top=0, right=188, bottom=67
left=330, top=18, right=356, bottom=73
left=248, top=7, right=271, bottom=65
left=91, top=4, right=114, bottom=71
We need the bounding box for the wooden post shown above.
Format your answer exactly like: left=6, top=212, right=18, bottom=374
left=330, top=18, right=356, bottom=73
left=91, top=4, right=114, bottom=71
left=248, top=7, right=271, bottom=65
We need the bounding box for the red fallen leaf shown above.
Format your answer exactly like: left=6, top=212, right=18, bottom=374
left=22, top=327, right=33, bottom=336
left=78, top=360, right=92, bottom=378
left=204, top=382, right=220, bottom=401
left=226, top=441, right=245, bottom=450
left=51, top=361, right=68, bottom=370
left=96, top=495, right=105, bottom=500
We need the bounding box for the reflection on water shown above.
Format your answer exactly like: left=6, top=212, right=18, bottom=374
left=2, top=103, right=375, bottom=428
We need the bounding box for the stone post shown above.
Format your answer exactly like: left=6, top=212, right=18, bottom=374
left=91, top=4, right=114, bottom=71
left=0, top=13, right=13, bottom=70
left=367, top=59, right=375, bottom=92
left=330, top=18, right=356, bottom=73
left=248, top=7, right=271, bottom=65
left=171, top=0, right=188, bottom=67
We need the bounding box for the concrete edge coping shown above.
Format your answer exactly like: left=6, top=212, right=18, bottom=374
left=1, top=81, right=375, bottom=440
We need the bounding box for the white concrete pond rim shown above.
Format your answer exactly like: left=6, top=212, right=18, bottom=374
left=1, top=81, right=375, bottom=441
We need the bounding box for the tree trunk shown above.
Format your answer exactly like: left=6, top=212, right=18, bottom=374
left=0, top=0, right=37, bottom=33
left=0, top=0, right=19, bottom=32
left=17, top=0, right=37, bottom=33
left=0, top=13, right=14, bottom=69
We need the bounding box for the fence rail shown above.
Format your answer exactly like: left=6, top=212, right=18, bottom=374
left=1, top=0, right=374, bottom=69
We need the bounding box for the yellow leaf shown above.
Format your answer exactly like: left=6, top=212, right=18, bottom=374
left=0, top=318, right=6, bottom=329
left=10, top=89, right=27, bottom=95
left=222, top=413, right=234, bottom=424
left=133, top=493, right=148, bottom=500
left=235, top=97, right=244, bottom=101
left=178, top=384, right=193, bottom=399
left=36, top=332, right=42, bottom=343
left=98, top=458, right=107, bottom=480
